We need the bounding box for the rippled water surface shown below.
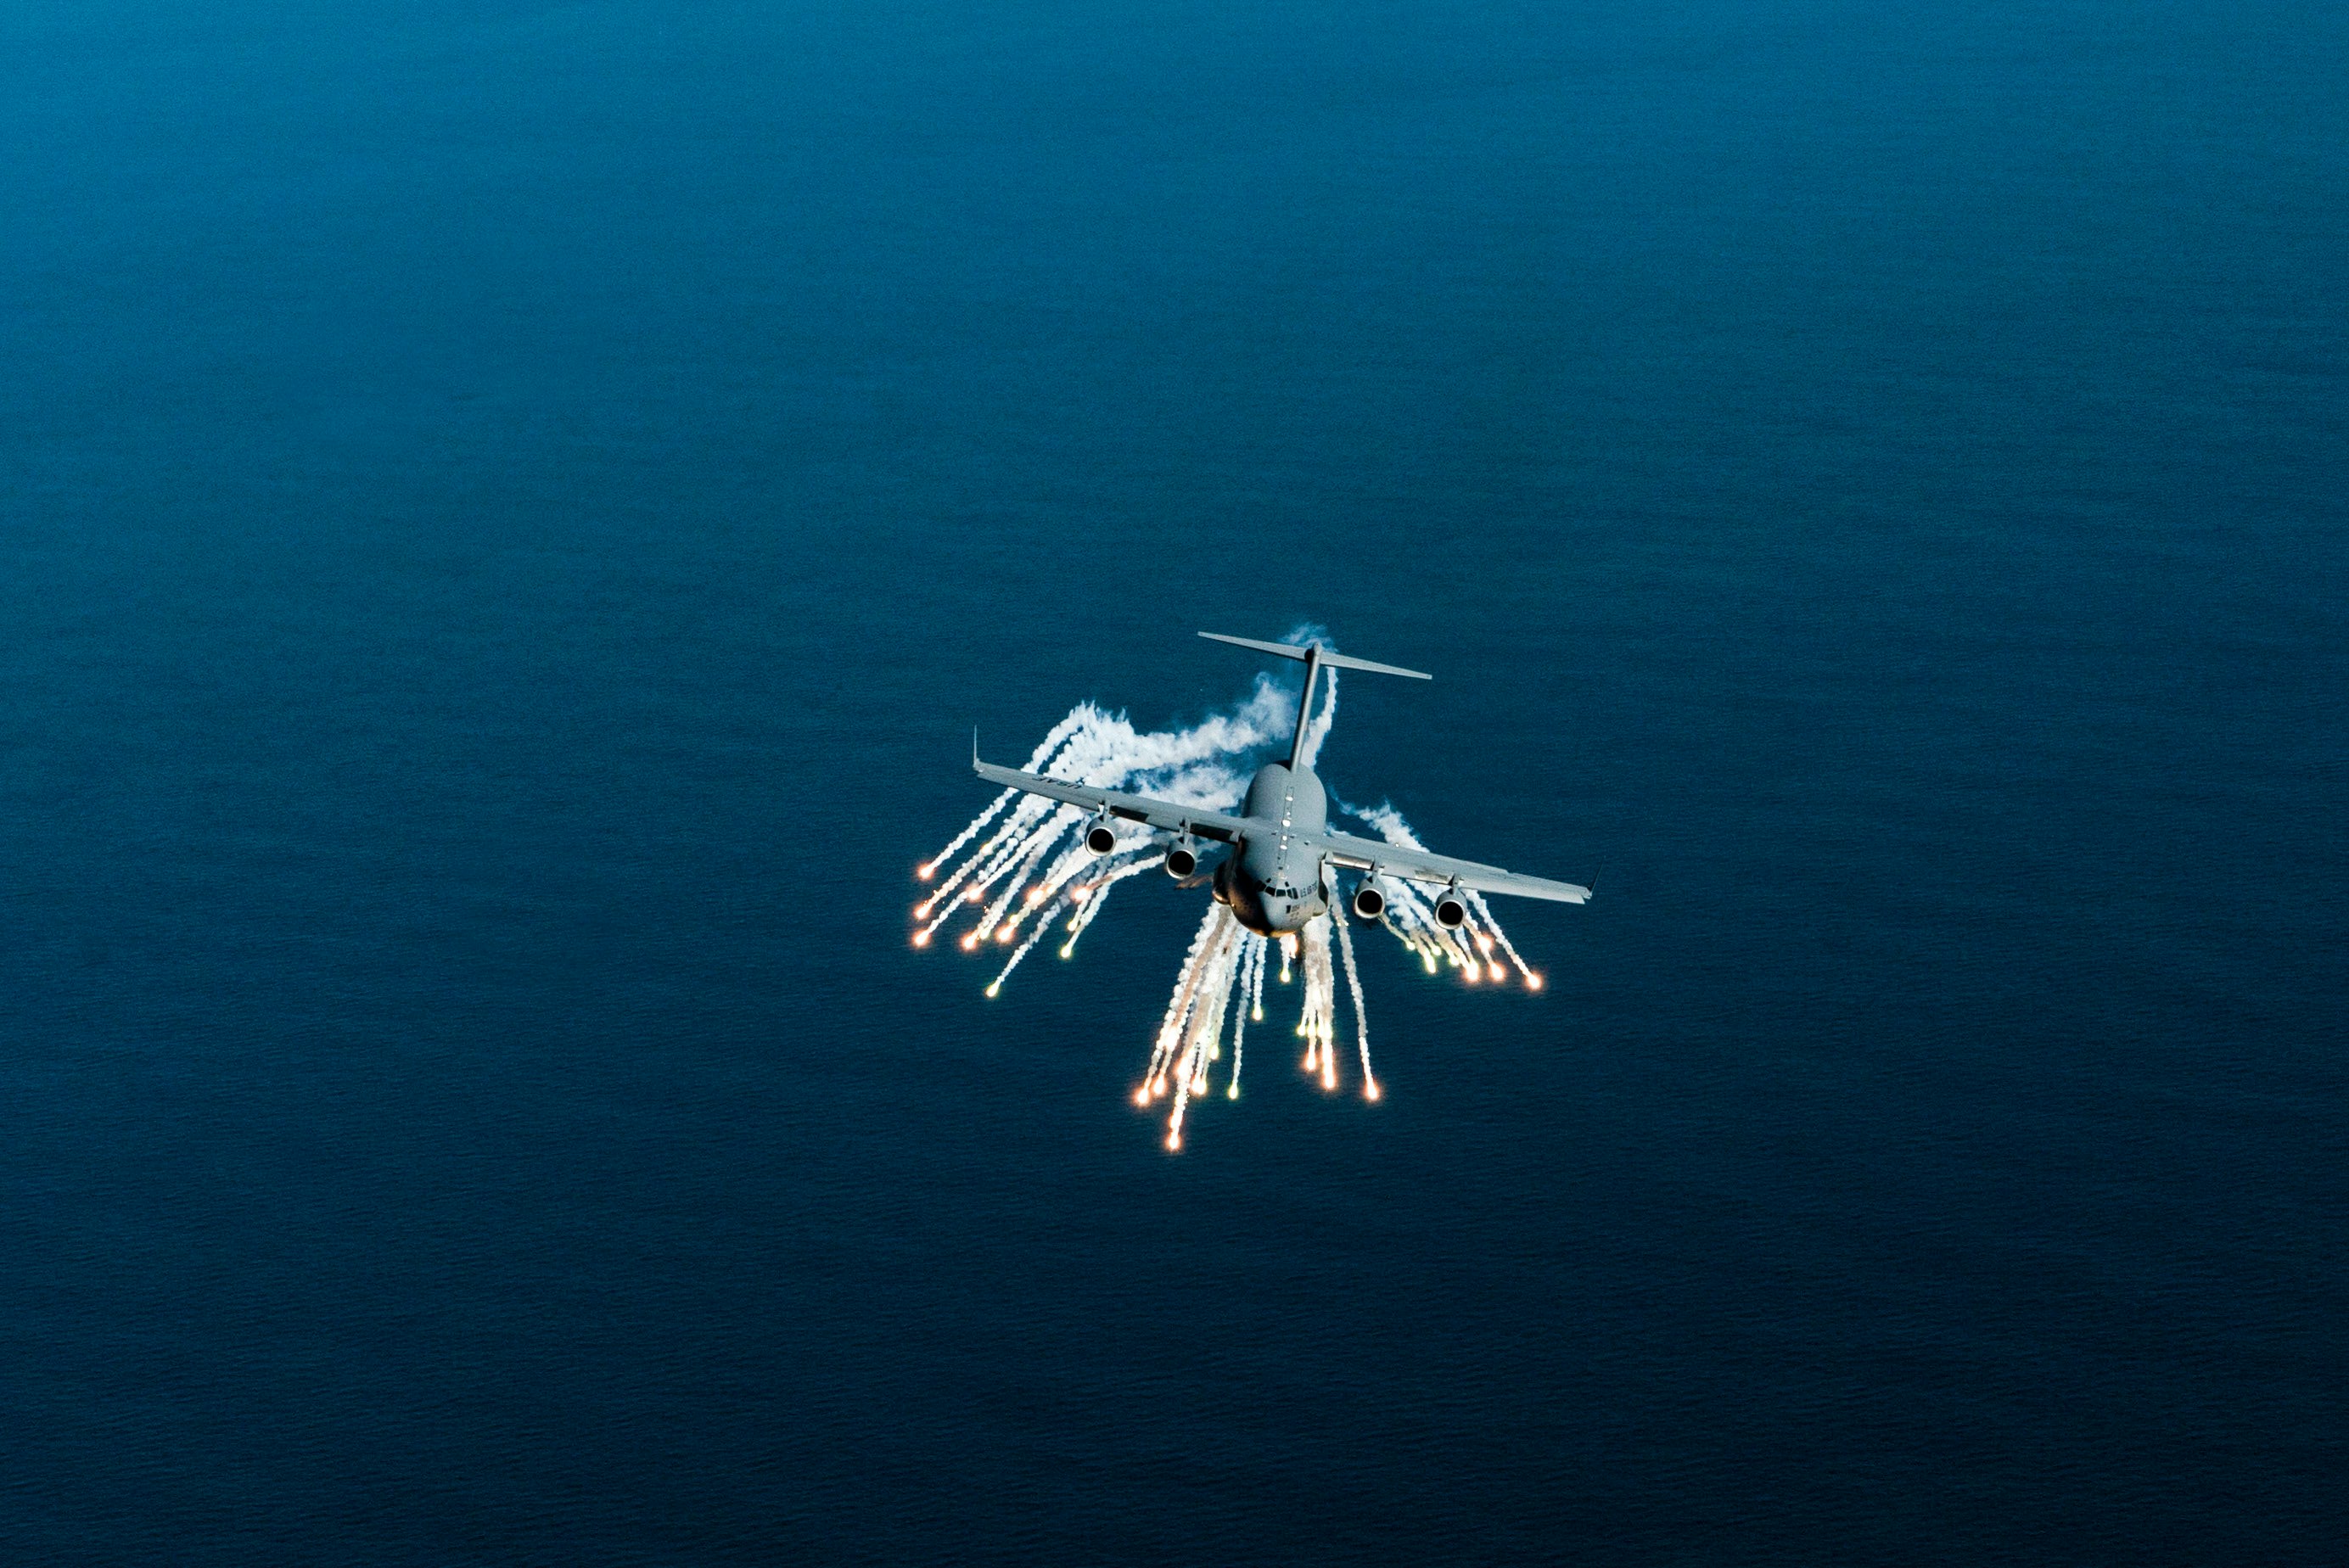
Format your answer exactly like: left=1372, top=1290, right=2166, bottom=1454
left=3, top=2, right=2344, bottom=1561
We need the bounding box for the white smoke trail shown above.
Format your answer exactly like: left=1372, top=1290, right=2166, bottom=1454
left=972, top=829, right=1064, bottom=945
left=1149, top=904, right=1234, bottom=1098
left=919, top=788, right=1017, bottom=880
left=986, top=896, right=1068, bottom=996
left=915, top=807, right=1027, bottom=921
left=1226, top=933, right=1264, bottom=1100
left=1162, top=906, right=1244, bottom=1149
left=1382, top=875, right=1477, bottom=973
left=1332, top=907, right=1378, bottom=1100
left=1298, top=918, right=1337, bottom=1089
left=1466, top=890, right=1541, bottom=988
left=995, top=840, right=1095, bottom=945
left=1060, top=860, right=1156, bottom=958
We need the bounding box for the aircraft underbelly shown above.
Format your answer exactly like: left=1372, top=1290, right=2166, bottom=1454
left=1224, top=761, right=1331, bottom=937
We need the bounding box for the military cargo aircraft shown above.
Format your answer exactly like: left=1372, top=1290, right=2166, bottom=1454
left=973, top=633, right=1590, bottom=938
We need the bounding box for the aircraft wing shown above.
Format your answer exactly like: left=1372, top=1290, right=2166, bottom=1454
left=973, top=759, right=1253, bottom=843
left=1311, top=828, right=1591, bottom=904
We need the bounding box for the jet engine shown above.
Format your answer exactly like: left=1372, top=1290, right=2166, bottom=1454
left=1351, top=876, right=1392, bottom=921
left=1084, top=819, right=1118, bottom=855
left=1432, top=886, right=1470, bottom=930
left=1163, top=835, right=1200, bottom=879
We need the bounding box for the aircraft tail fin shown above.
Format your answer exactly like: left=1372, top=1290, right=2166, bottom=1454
left=1197, top=631, right=1431, bottom=681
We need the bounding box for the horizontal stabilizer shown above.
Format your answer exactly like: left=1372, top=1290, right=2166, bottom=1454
left=1197, top=632, right=1431, bottom=680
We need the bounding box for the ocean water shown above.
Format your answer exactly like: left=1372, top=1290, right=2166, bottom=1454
left=3, top=1, right=2344, bottom=1561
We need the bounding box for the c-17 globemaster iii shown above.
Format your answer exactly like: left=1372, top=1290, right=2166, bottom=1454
left=973, top=632, right=1590, bottom=938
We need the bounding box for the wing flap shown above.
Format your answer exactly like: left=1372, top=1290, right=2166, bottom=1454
left=1312, top=828, right=1590, bottom=904
left=973, top=759, right=1253, bottom=843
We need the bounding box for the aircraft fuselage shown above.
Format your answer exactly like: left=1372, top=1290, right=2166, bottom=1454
left=1212, top=761, right=1333, bottom=937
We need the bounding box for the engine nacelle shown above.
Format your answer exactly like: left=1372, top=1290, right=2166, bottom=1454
left=1432, top=886, right=1470, bottom=930
left=1163, top=835, right=1200, bottom=879
left=1351, top=876, right=1391, bottom=921
left=1084, top=819, right=1118, bottom=855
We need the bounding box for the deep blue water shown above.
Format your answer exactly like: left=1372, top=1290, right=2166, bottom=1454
left=4, top=1, right=2345, bottom=1561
